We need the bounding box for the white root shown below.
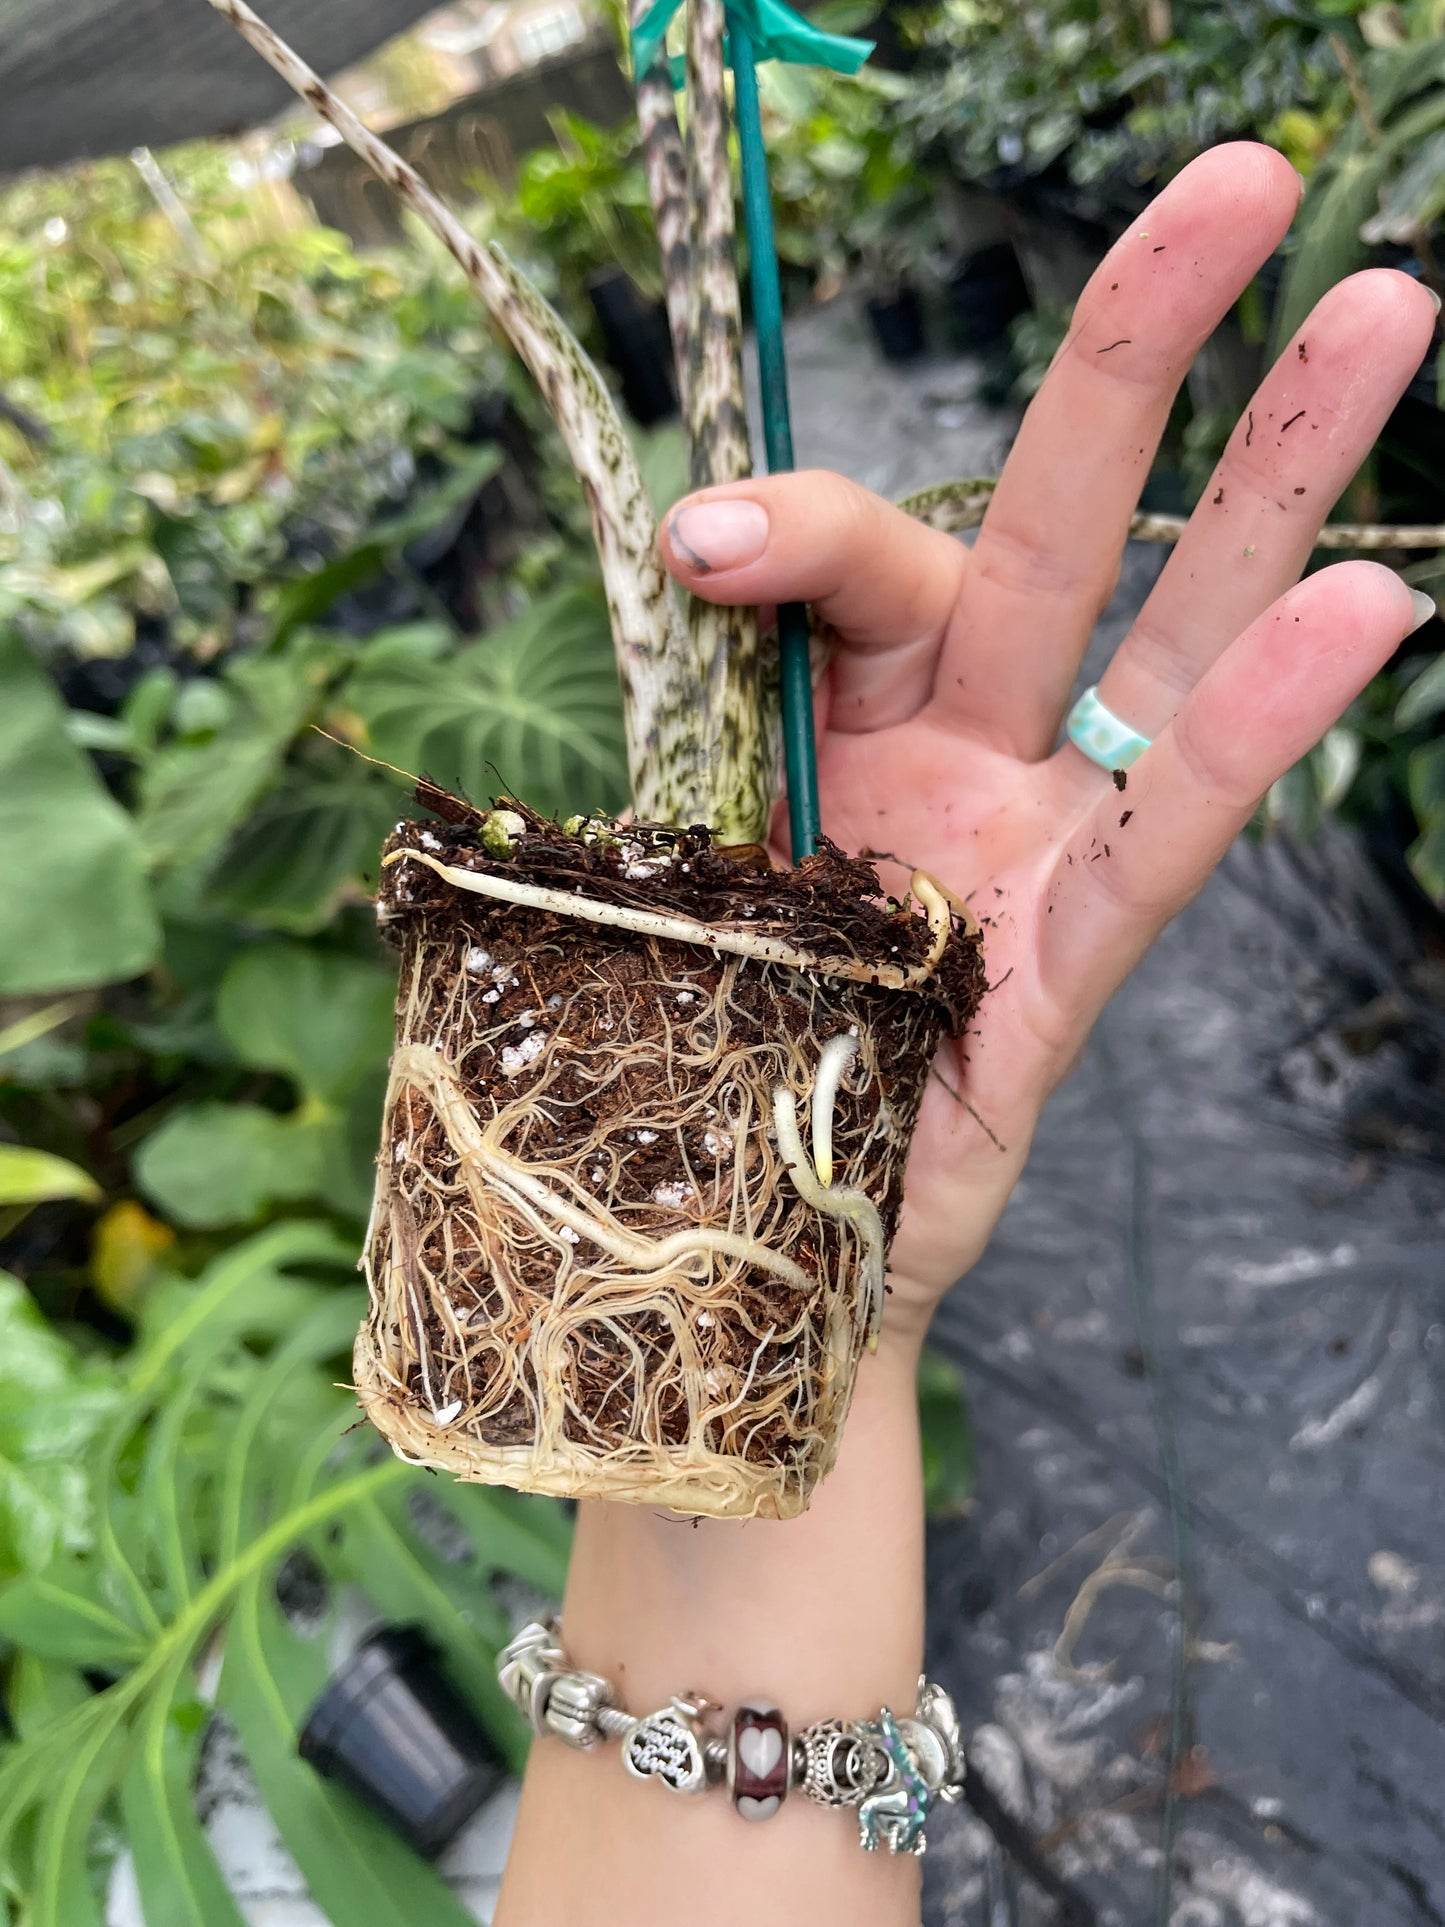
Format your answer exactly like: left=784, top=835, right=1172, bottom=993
left=383, top=848, right=957, bottom=993
left=811, top=1032, right=859, bottom=1188
left=393, top=1044, right=817, bottom=1295
left=772, top=1084, right=887, bottom=1351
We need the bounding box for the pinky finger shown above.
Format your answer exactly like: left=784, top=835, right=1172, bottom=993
left=1041, top=562, right=1433, bottom=1020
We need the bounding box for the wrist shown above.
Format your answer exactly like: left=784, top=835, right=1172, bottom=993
left=560, top=1341, right=924, bottom=1719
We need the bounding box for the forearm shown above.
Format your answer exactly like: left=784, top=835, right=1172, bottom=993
left=495, top=1338, right=926, bottom=1927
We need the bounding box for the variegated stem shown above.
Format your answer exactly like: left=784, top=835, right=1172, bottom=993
left=681, top=0, right=776, bottom=843
left=205, top=0, right=740, bottom=832
left=629, top=0, right=692, bottom=416
left=901, top=477, right=1445, bottom=551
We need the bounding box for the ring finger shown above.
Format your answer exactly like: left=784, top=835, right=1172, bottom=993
left=1085, top=268, right=1438, bottom=754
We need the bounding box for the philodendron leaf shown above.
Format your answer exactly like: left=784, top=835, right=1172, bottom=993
left=0, top=1144, right=100, bottom=1206
left=216, top=943, right=396, bottom=1102
left=0, top=1223, right=568, bottom=1927
left=135, top=639, right=340, bottom=877
left=347, top=587, right=629, bottom=820
left=0, top=631, right=160, bottom=996
left=134, top=1102, right=331, bottom=1229
left=0, top=1272, right=120, bottom=1575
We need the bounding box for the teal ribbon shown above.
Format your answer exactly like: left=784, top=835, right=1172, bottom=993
left=631, top=0, right=872, bottom=82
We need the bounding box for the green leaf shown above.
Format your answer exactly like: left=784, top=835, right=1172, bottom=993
left=133, top=1102, right=331, bottom=1229
left=121, top=1689, right=247, bottom=1927
left=0, top=631, right=160, bottom=996
left=1395, top=650, right=1445, bottom=730
left=203, top=760, right=398, bottom=935
left=1407, top=736, right=1445, bottom=825
left=1407, top=815, right=1445, bottom=906
left=0, top=1273, right=120, bottom=1575
left=0, top=1144, right=99, bottom=1206
left=267, top=443, right=503, bottom=647
left=0, top=1569, right=148, bottom=1666
left=1272, top=144, right=1388, bottom=349
left=216, top=943, right=395, bottom=1102
left=135, top=640, right=340, bottom=876
left=918, top=1349, right=975, bottom=1520
left=348, top=587, right=629, bottom=819
left=219, top=1577, right=479, bottom=1927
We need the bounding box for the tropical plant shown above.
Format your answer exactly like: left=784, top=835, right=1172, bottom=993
left=904, top=0, right=1359, bottom=195
left=0, top=1223, right=571, bottom=1927
left=0, top=145, right=512, bottom=668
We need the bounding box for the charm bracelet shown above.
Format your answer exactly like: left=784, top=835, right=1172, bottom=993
left=497, top=1619, right=965, bottom=1856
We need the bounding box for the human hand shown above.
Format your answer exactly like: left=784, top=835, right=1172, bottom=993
left=660, top=142, right=1438, bottom=1352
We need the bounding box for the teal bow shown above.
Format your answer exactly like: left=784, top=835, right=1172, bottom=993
left=631, top=0, right=873, bottom=83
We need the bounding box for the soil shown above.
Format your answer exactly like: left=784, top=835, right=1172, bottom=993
left=357, top=793, right=985, bottom=1518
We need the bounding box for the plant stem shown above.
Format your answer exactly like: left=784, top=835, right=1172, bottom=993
left=680, top=0, right=776, bottom=844
left=732, top=25, right=821, bottom=860
left=630, top=0, right=692, bottom=414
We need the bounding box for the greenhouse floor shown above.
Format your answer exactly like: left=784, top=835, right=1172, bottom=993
left=112, top=298, right=1445, bottom=1927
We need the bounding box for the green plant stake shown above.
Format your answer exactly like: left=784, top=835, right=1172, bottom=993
left=731, top=19, right=819, bottom=861
left=634, top=0, right=871, bottom=859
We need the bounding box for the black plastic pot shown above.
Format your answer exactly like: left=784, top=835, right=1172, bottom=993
left=587, top=268, right=678, bottom=427
left=298, top=1626, right=506, bottom=1858
left=864, top=285, right=927, bottom=363
left=945, top=242, right=1030, bottom=351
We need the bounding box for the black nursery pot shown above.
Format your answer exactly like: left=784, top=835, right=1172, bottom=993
left=587, top=268, right=678, bottom=426
left=945, top=242, right=1030, bottom=351
left=864, top=285, right=926, bottom=362
left=299, top=1626, right=506, bottom=1857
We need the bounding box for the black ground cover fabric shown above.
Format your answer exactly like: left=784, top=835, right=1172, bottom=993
left=0, top=0, right=437, bottom=174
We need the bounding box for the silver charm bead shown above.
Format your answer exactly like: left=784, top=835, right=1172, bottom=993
left=623, top=1696, right=709, bottom=1794
left=497, top=1619, right=569, bottom=1737
left=544, top=1669, right=615, bottom=1749
left=796, top=1719, right=882, bottom=1808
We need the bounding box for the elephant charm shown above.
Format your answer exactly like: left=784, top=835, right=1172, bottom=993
left=855, top=1708, right=934, bottom=1855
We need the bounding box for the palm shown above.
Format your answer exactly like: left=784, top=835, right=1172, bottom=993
left=804, top=716, right=1092, bottom=1321
left=668, top=143, right=1437, bottom=1349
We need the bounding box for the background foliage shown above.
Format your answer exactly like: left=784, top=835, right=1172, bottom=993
left=2, top=3, right=1443, bottom=1915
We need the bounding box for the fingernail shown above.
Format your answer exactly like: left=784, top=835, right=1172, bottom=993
left=1410, top=589, right=1437, bottom=633
left=1426, top=286, right=1443, bottom=318
left=1293, top=165, right=1308, bottom=197
left=669, top=500, right=769, bottom=573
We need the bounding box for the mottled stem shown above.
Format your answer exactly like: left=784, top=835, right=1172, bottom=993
left=680, top=0, right=776, bottom=843
left=629, top=0, right=692, bottom=417
left=204, top=0, right=752, bottom=833
left=900, top=477, right=1445, bottom=550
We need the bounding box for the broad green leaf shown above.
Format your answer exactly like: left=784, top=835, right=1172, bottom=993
left=7, top=1654, right=90, bottom=1739
left=348, top=587, right=629, bottom=819
left=122, top=1688, right=246, bottom=1927
left=0, top=631, right=159, bottom=996
left=1395, top=650, right=1445, bottom=730
left=1272, top=143, right=1388, bottom=348
left=0, top=1272, right=120, bottom=1574
left=0, top=1144, right=99, bottom=1206
left=216, top=943, right=395, bottom=1101
left=204, top=761, right=400, bottom=934
left=0, top=1225, right=546, bottom=1927
left=134, top=1102, right=330, bottom=1228
left=0, top=1569, right=148, bottom=1666
left=1407, top=736, right=1445, bottom=825
left=135, top=639, right=340, bottom=875
left=1407, top=815, right=1445, bottom=906
left=918, top=1349, right=975, bottom=1520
